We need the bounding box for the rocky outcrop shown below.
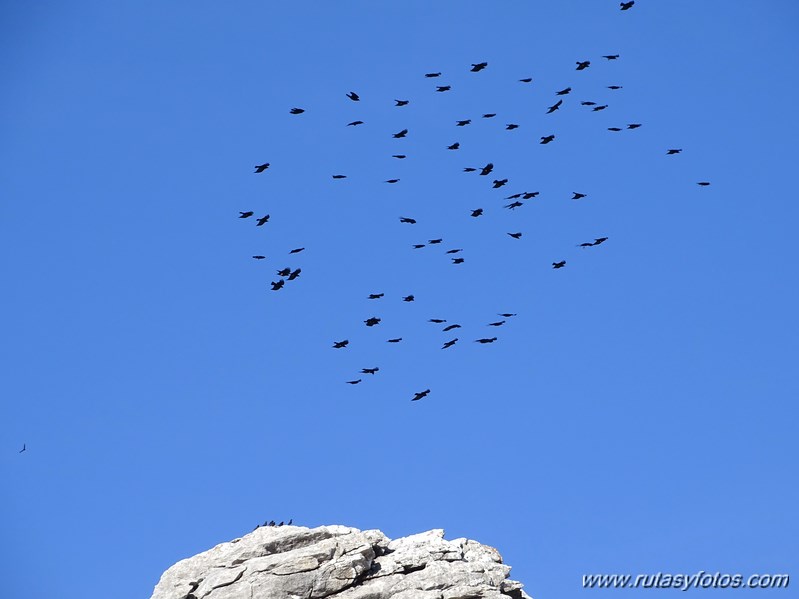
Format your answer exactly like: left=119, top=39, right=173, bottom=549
left=150, top=525, right=532, bottom=599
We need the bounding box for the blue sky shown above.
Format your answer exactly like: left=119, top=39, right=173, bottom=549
left=2, top=2, right=798, bottom=598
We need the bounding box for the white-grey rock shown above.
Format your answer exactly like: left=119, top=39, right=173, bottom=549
left=150, top=525, right=532, bottom=599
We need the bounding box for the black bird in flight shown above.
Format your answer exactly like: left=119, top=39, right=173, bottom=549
left=463, top=167, right=477, bottom=172
left=498, top=313, right=517, bottom=318
left=471, top=208, right=484, bottom=217
left=475, top=337, right=498, bottom=344
left=19, top=444, right=26, bottom=453
left=506, top=193, right=523, bottom=199
left=289, top=247, right=305, bottom=254
left=447, top=142, right=460, bottom=150
left=487, top=320, right=506, bottom=327
left=552, top=261, right=566, bottom=269
left=620, top=1, right=634, bottom=10
left=332, top=174, right=347, bottom=179
left=368, top=293, right=384, bottom=299
left=603, top=54, right=620, bottom=60
left=254, top=163, right=270, bottom=173
left=627, top=123, right=642, bottom=129
left=290, top=107, right=305, bottom=114
left=428, top=239, right=443, bottom=244
left=364, top=317, right=381, bottom=326
left=608, top=85, right=622, bottom=90
left=277, top=267, right=291, bottom=277
left=442, top=338, right=458, bottom=349
left=523, top=191, right=540, bottom=199
left=393, top=155, right=406, bottom=159
left=592, top=105, right=608, bottom=112
left=429, top=318, right=447, bottom=323
left=482, top=113, right=496, bottom=118
left=346, top=91, right=360, bottom=101
left=593, top=237, right=609, bottom=245
left=581, top=101, right=597, bottom=106
left=697, top=181, right=711, bottom=186
left=411, top=389, right=431, bottom=401
left=578, top=242, right=595, bottom=248
left=471, top=62, right=488, bottom=72
left=239, top=211, right=254, bottom=218
left=395, top=99, right=409, bottom=106
left=508, top=232, right=523, bottom=239
left=480, top=163, right=494, bottom=176
left=413, top=244, right=426, bottom=249
left=456, top=119, right=471, bottom=126
left=506, top=123, right=519, bottom=130
left=540, top=135, right=555, bottom=144
left=347, top=120, right=364, bottom=126
left=346, top=379, right=362, bottom=385
left=252, top=255, right=266, bottom=260
left=443, top=324, right=461, bottom=331
left=493, top=179, right=508, bottom=188
left=361, top=367, right=380, bottom=375
left=519, top=77, right=533, bottom=83
left=576, top=61, right=591, bottom=70
left=385, top=179, right=400, bottom=184
left=556, top=87, right=571, bottom=95
left=403, top=295, right=415, bottom=302
left=505, top=201, right=523, bottom=209
left=425, top=72, right=441, bottom=77
left=547, top=99, right=563, bottom=114
left=667, top=148, right=683, bottom=155
left=452, top=257, right=465, bottom=264
left=287, top=268, right=301, bottom=281
left=256, top=215, right=270, bottom=226
left=399, top=217, right=416, bottom=224
left=387, top=338, right=402, bottom=343
left=608, top=127, right=623, bottom=132
left=572, top=192, right=587, bottom=200
left=446, top=248, right=463, bottom=254
left=271, top=279, right=285, bottom=291
left=436, top=85, right=451, bottom=92
left=393, top=129, right=408, bottom=138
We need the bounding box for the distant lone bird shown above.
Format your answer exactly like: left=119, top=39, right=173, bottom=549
left=393, top=129, right=408, bottom=138
left=487, top=320, right=506, bottom=327
left=287, top=268, right=301, bottom=281
left=403, top=295, right=415, bottom=302
left=475, top=337, right=498, bottom=344
left=556, top=87, right=572, bottom=95
left=627, top=123, right=642, bottom=129
left=443, top=324, right=461, bottom=331
left=493, top=179, right=508, bottom=188
left=540, top=135, right=555, bottom=144
left=576, top=61, right=590, bottom=70
left=498, top=313, right=517, bottom=318
left=361, top=367, right=379, bottom=375
left=429, top=318, right=447, bottom=323
left=603, top=54, right=620, bottom=60
left=19, top=444, right=26, bottom=453
left=239, top=211, right=254, bottom=218
left=289, top=247, right=305, bottom=254
left=425, top=72, right=441, bottom=78
left=508, top=232, right=523, bottom=239
left=572, top=192, right=587, bottom=200
left=412, top=389, right=431, bottom=401
left=256, top=215, right=270, bottom=226
left=447, top=142, right=460, bottom=150
left=368, top=293, right=384, bottom=299
left=290, top=107, right=305, bottom=114
left=428, top=238, right=443, bottom=244
left=456, top=119, right=471, bottom=126
left=552, top=261, right=566, bottom=269
left=479, top=163, right=494, bottom=176
left=505, top=201, right=523, bottom=209
left=385, top=179, right=400, bottom=184
left=697, top=181, right=711, bottom=186
left=452, top=257, right=465, bottom=264
left=506, top=123, right=519, bottom=130
left=387, top=338, right=402, bottom=343
left=332, top=174, right=347, bottom=179
left=395, top=99, right=409, bottom=106
left=667, top=148, right=683, bottom=155
left=346, top=379, right=361, bottom=385
left=620, top=1, right=635, bottom=10
left=519, top=77, right=533, bottom=83
left=592, top=105, right=608, bottom=112
left=393, top=155, right=406, bottom=159
left=471, top=62, right=488, bottom=72
left=399, top=217, right=416, bottom=224
left=271, top=279, right=285, bottom=291
left=346, top=91, right=360, bottom=101
left=442, top=338, right=458, bottom=349
left=252, top=255, right=266, bottom=260
left=254, top=163, right=270, bottom=173
left=547, top=99, right=563, bottom=114
left=347, top=120, right=364, bottom=126
left=608, top=85, right=623, bottom=90
left=608, top=127, right=623, bottom=132
left=471, top=208, right=484, bottom=217
left=364, top=317, right=381, bottom=326
left=436, top=86, right=451, bottom=92
left=482, top=113, right=496, bottom=118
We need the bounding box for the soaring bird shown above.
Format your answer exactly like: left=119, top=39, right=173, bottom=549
left=393, top=155, right=406, bottom=159
left=447, top=142, right=460, bottom=150
left=443, top=324, right=461, bottom=331
left=442, top=338, right=458, bottom=349
left=19, top=444, right=25, bottom=453
left=387, top=338, right=402, bottom=343
left=456, top=119, right=471, bottom=126
left=581, top=101, right=597, bottom=106
left=429, top=318, right=447, bottom=324
left=479, top=163, right=494, bottom=176
left=505, top=201, right=523, bottom=210
left=540, top=135, right=555, bottom=144
left=482, top=113, right=496, bottom=118
left=608, top=127, right=623, bottom=132
left=603, top=54, right=620, bottom=60
left=361, top=367, right=380, bottom=375
left=333, top=339, right=349, bottom=348
left=592, top=105, right=608, bottom=111
left=452, top=257, right=465, bottom=264
left=487, top=320, right=506, bottom=327
left=277, top=267, right=291, bottom=277
left=463, top=167, right=477, bottom=172
left=287, top=268, right=301, bottom=281
left=385, top=179, right=400, bottom=184
left=620, top=1, right=634, bottom=10
left=522, top=191, right=539, bottom=199
left=572, top=192, right=587, bottom=200
left=471, top=208, right=484, bottom=217
left=608, top=85, right=623, bottom=90
left=395, top=99, right=409, bottom=106
left=411, top=389, right=431, bottom=401
left=393, top=129, right=408, bottom=138
left=593, top=237, right=609, bottom=245
left=547, top=99, right=563, bottom=114
left=506, top=123, right=519, bottom=130
left=576, top=61, right=590, bottom=70
left=252, top=255, right=266, bottom=260
left=697, top=181, right=711, bottom=186
left=289, top=247, right=305, bottom=254
left=403, top=295, right=415, bottom=302
left=428, top=239, right=443, bottom=244
left=425, top=72, right=441, bottom=78
left=254, top=163, right=270, bottom=173
left=519, top=77, right=533, bottom=83
left=412, top=244, right=426, bottom=249
left=332, top=174, right=347, bottom=179
left=399, top=217, right=417, bottom=224
left=347, top=120, right=364, bottom=126
left=364, top=317, right=381, bottom=326
left=508, top=232, right=523, bottom=239
left=346, top=91, right=360, bottom=101
left=271, top=279, right=285, bottom=291
left=552, top=261, right=566, bottom=269
left=506, top=193, right=523, bottom=199
left=498, top=313, right=517, bottom=318
left=289, top=107, right=305, bottom=114
left=239, top=211, right=254, bottom=218
left=368, top=293, right=384, bottom=299
left=627, top=123, right=642, bottom=129
left=346, top=379, right=362, bottom=385
left=493, top=179, right=508, bottom=188
left=667, top=148, right=683, bottom=155
left=578, top=242, right=594, bottom=248
left=471, top=62, right=488, bottom=72
left=475, top=337, right=498, bottom=344
left=256, top=215, right=270, bottom=226
left=436, top=86, right=451, bottom=92
left=556, top=87, right=572, bottom=95
left=446, top=248, right=463, bottom=254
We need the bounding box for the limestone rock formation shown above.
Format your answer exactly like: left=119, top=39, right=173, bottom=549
left=150, top=524, right=532, bottom=599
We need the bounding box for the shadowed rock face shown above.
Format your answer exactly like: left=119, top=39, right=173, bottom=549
left=150, top=525, right=532, bottom=599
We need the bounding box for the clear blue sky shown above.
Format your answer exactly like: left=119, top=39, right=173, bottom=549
left=2, top=2, right=798, bottom=598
